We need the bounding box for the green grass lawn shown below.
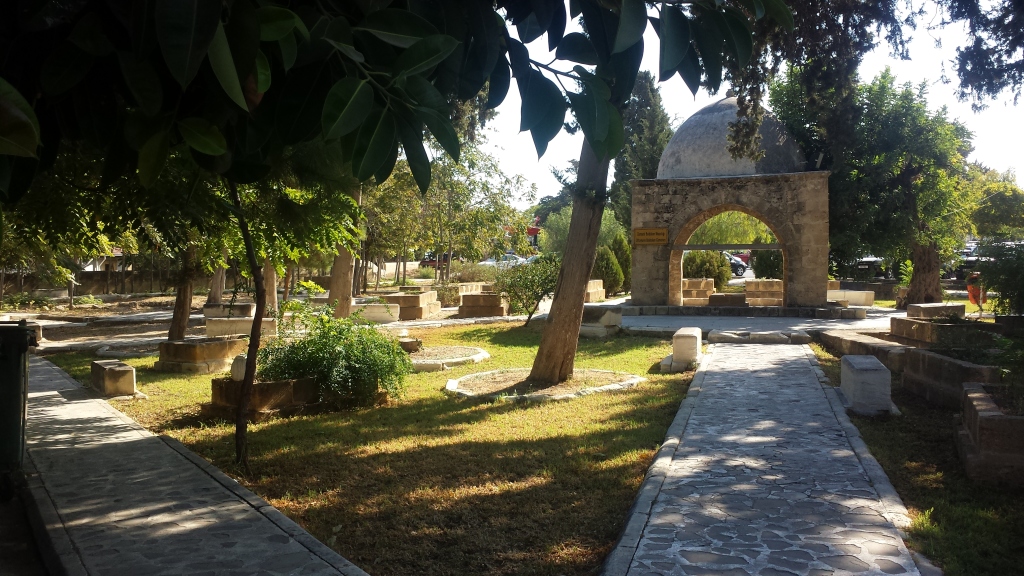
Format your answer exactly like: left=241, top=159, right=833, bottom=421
left=811, top=345, right=1024, bottom=575
left=45, top=322, right=690, bottom=576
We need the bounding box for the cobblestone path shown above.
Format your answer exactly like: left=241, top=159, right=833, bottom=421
left=626, top=344, right=919, bottom=576
left=26, top=357, right=366, bottom=576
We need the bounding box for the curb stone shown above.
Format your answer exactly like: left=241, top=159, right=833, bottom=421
left=599, top=345, right=717, bottom=576
left=18, top=454, right=89, bottom=576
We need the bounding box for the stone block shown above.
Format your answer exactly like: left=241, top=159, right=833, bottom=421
left=399, top=301, right=442, bottom=320
left=586, top=279, right=604, bottom=292
left=582, top=305, right=622, bottom=327
left=840, top=308, right=867, bottom=319
left=747, top=298, right=783, bottom=307
left=382, top=291, right=437, bottom=307
left=206, top=317, right=277, bottom=338
left=749, top=331, right=791, bottom=344
left=828, top=280, right=841, bottom=290
left=641, top=306, right=657, bottom=315
left=154, top=337, right=248, bottom=374
left=353, top=303, right=398, bottom=323
left=672, top=327, right=703, bottom=367
left=903, top=348, right=1001, bottom=408
left=681, top=298, right=710, bottom=306
left=202, top=302, right=256, bottom=318
left=621, top=306, right=639, bottom=316
left=459, top=304, right=508, bottom=318
left=462, top=293, right=505, bottom=307
left=957, top=382, right=1024, bottom=486
left=840, top=355, right=893, bottom=416
left=584, top=288, right=606, bottom=303
left=786, top=330, right=812, bottom=344
left=907, top=303, right=966, bottom=319
left=708, top=293, right=747, bottom=307
left=655, top=306, right=668, bottom=315
left=827, top=290, right=875, bottom=306
left=681, top=278, right=714, bottom=291
left=91, top=360, right=136, bottom=396
left=205, top=376, right=318, bottom=422
left=708, top=330, right=749, bottom=343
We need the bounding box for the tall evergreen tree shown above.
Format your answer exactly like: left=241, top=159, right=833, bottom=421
left=608, top=71, right=673, bottom=231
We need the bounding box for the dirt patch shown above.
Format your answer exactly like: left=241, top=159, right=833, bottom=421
left=410, top=346, right=482, bottom=360
left=454, top=368, right=637, bottom=398
left=43, top=323, right=204, bottom=344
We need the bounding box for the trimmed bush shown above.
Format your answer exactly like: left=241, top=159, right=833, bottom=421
left=451, top=262, right=497, bottom=282
left=258, top=305, right=411, bottom=407
left=610, top=232, right=632, bottom=292
left=683, top=250, right=730, bottom=290
left=979, top=243, right=1024, bottom=315
left=495, top=254, right=560, bottom=324
left=592, top=246, right=624, bottom=294
left=434, top=283, right=461, bottom=307
left=751, top=250, right=783, bottom=280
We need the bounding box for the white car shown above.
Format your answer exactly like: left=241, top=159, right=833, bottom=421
left=478, top=254, right=526, bottom=268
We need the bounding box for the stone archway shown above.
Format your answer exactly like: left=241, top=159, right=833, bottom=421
left=631, top=171, right=829, bottom=307
left=668, top=204, right=788, bottom=306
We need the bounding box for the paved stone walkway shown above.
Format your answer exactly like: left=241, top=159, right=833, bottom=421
left=25, top=357, right=367, bottom=576
left=619, top=344, right=919, bottom=576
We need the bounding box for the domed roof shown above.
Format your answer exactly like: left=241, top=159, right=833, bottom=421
left=657, top=97, right=806, bottom=179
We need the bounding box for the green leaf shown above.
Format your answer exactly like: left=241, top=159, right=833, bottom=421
left=530, top=94, right=566, bottom=158
left=393, top=35, right=459, bottom=76
left=762, top=0, right=795, bottom=30
left=677, top=44, right=703, bottom=96
left=738, top=0, right=767, bottom=19
left=693, top=16, right=724, bottom=93
left=0, top=78, right=40, bottom=157
left=323, top=17, right=365, bottom=62
left=257, top=6, right=299, bottom=41
left=659, top=7, right=690, bottom=81
left=40, top=43, right=94, bottom=95
left=68, top=12, right=115, bottom=56
left=404, top=76, right=446, bottom=113
left=138, top=130, right=169, bottom=188
left=117, top=53, right=164, bottom=116
left=722, top=11, right=753, bottom=68
left=374, top=139, right=399, bottom=184
left=255, top=50, right=271, bottom=92
left=355, top=9, right=439, bottom=49
left=395, top=112, right=430, bottom=193
left=208, top=22, right=248, bottom=110
left=154, top=0, right=221, bottom=88
left=600, top=104, right=625, bottom=160
left=415, top=106, right=459, bottom=162
left=280, top=32, right=297, bottom=71
left=555, top=33, right=598, bottom=65
left=177, top=117, right=227, bottom=155
left=322, top=78, right=373, bottom=140
left=225, top=0, right=260, bottom=82
left=486, top=57, right=511, bottom=109
left=519, top=71, right=561, bottom=132
left=353, top=109, right=396, bottom=181
left=612, top=0, right=647, bottom=54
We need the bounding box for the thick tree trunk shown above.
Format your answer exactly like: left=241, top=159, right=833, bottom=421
left=228, top=182, right=266, bottom=467
left=263, top=259, right=278, bottom=315
left=905, top=240, right=944, bottom=307
left=206, top=263, right=225, bottom=305
left=529, top=141, right=610, bottom=384
left=328, top=245, right=355, bottom=318
left=168, top=246, right=196, bottom=341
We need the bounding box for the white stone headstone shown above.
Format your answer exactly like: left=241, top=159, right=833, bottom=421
left=840, top=355, right=893, bottom=416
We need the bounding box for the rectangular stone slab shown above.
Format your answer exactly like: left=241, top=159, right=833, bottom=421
left=382, top=291, right=437, bottom=307
left=91, top=359, right=136, bottom=396
left=841, top=355, right=892, bottom=416
left=399, top=301, right=442, bottom=320
left=458, top=305, right=507, bottom=317
left=461, top=294, right=505, bottom=307
left=672, top=327, right=703, bottom=366
left=202, top=302, right=256, bottom=318
left=708, top=293, right=747, bottom=307
left=907, top=302, right=966, bottom=319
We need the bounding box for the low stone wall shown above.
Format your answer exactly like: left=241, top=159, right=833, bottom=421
left=677, top=278, right=715, bottom=306
left=890, top=317, right=1000, bottom=346
left=352, top=302, right=398, bottom=323
left=827, top=290, right=875, bottom=306
left=206, top=317, right=277, bottom=337
left=745, top=279, right=783, bottom=307
left=202, top=377, right=319, bottom=422
left=957, top=383, right=1024, bottom=486
left=622, top=305, right=866, bottom=320
left=459, top=293, right=508, bottom=317
left=202, top=302, right=256, bottom=318
left=154, top=337, right=248, bottom=374
left=817, top=330, right=911, bottom=373
left=903, top=348, right=1002, bottom=408
left=584, top=279, right=605, bottom=303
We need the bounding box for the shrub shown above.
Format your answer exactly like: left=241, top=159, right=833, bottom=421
left=684, top=250, right=730, bottom=290
left=979, top=243, right=1024, bottom=315
left=433, top=283, right=461, bottom=307
left=751, top=250, right=783, bottom=280
left=2, top=293, right=52, bottom=309
left=258, top=307, right=411, bottom=407
left=73, top=294, right=103, bottom=305
left=495, top=254, right=560, bottom=324
left=415, top=266, right=436, bottom=280
left=898, top=260, right=913, bottom=287
left=451, top=262, right=497, bottom=283
left=592, top=246, right=624, bottom=294
left=298, top=280, right=326, bottom=295
left=610, top=232, right=632, bottom=292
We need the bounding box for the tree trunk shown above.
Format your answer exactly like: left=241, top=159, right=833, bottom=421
left=328, top=245, right=355, bottom=317
left=529, top=141, right=610, bottom=384
left=68, top=278, right=74, bottom=309
left=905, top=240, right=944, bottom=307
left=228, top=182, right=266, bottom=467
left=282, top=264, right=293, bottom=302
left=168, top=245, right=196, bottom=341
left=263, top=259, right=278, bottom=315
left=206, top=254, right=226, bottom=305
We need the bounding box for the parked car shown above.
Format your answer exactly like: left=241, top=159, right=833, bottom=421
left=419, top=252, right=460, bottom=268
left=722, top=251, right=747, bottom=276
left=730, top=251, right=751, bottom=265
left=854, top=255, right=890, bottom=279
left=478, top=254, right=526, bottom=268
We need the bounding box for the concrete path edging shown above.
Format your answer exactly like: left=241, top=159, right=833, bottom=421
left=600, top=345, right=717, bottom=576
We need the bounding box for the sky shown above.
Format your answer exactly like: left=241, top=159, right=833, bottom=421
left=479, top=5, right=1024, bottom=209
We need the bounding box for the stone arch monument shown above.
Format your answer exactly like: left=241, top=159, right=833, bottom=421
left=631, top=97, right=829, bottom=308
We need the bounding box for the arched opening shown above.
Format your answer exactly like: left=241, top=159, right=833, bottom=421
left=668, top=207, right=787, bottom=306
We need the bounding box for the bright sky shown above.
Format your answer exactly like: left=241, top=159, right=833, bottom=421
left=481, top=4, right=1024, bottom=209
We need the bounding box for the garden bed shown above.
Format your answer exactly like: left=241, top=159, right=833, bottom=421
left=445, top=368, right=645, bottom=401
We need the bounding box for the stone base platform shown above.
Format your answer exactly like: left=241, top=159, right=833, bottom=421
left=621, top=305, right=866, bottom=319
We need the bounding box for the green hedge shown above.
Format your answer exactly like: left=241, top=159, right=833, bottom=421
left=683, top=251, right=730, bottom=290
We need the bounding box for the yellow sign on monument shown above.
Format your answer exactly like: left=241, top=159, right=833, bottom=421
left=634, top=228, right=669, bottom=245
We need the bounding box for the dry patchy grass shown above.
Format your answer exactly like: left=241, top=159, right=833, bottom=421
left=46, top=322, right=691, bottom=576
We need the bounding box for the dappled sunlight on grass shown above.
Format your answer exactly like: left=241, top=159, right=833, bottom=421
left=46, top=322, right=690, bottom=576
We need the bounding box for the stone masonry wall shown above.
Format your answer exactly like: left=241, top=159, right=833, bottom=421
left=631, top=172, right=829, bottom=307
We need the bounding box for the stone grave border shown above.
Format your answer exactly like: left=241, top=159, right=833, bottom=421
left=411, top=347, right=490, bottom=372
left=444, top=368, right=645, bottom=402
